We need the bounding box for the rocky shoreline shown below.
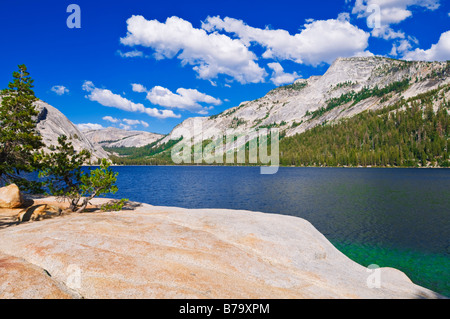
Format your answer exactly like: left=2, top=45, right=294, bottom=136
left=0, top=188, right=444, bottom=299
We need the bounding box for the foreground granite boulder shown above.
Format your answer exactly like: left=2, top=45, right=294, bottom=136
left=0, top=198, right=442, bottom=299
left=0, top=253, right=79, bottom=298
left=0, top=184, right=23, bottom=209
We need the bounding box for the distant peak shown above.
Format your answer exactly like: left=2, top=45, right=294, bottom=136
left=330, top=56, right=388, bottom=67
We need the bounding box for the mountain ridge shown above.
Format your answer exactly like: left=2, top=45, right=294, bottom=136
left=83, top=127, right=164, bottom=148
left=33, top=100, right=110, bottom=162
left=105, top=56, right=449, bottom=166
left=158, top=56, right=450, bottom=148
left=0, top=97, right=109, bottom=162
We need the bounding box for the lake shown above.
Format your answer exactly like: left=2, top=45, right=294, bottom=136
left=103, top=166, right=450, bottom=296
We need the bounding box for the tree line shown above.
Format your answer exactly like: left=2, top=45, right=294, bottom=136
left=280, top=87, right=449, bottom=167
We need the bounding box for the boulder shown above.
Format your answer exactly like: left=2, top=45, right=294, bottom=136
left=17, top=204, right=63, bottom=222
left=0, top=198, right=443, bottom=299
left=0, top=184, right=23, bottom=208
left=0, top=252, right=79, bottom=299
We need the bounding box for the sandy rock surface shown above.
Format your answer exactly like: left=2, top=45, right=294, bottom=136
left=0, top=252, right=79, bottom=299
left=0, top=198, right=442, bottom=299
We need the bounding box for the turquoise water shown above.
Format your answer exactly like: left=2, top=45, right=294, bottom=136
left=331, top=241, right=449, bottom=296
left=101, top=166, right=449, bottom=296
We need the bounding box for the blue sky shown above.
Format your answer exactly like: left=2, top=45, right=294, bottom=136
left=1, top=0, right=449, bottom=134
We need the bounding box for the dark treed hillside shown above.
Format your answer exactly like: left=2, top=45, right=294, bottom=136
left=280, top=86, right=450, bottom=167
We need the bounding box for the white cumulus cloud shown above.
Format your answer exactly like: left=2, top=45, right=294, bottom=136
left=402, top=30, right=450, bottom=61
left=123, top=118, right=149, bottom=127
left=202, top=16, right=371, bottom=66
left=351, top=1, right=440, bottom=57
left=102, top=116, right=120, bottom=123
left=131, top=83, right=147, bottom=93
left=119, top=123, right=132, bottom=130
left=51, top=85, right=69, bottom=95
left=82, top=81, right=180, bottom=119
left=133, top=83, right=221, bottom=114
left=120, top=15, right=267, bottom=84
left=103, top=116, right=149, bottom=129
left=371, top=26, right=406, bottom=40
left=117, top=49, right=145, bottom=58
left=390, top=39, right=413, bottom=56
left=352, top=0, right=440, bottom=26
left=267, top=63, right=301, bottom=86
left=77, top=123, right=104, bottom=131
left=122, top=118, right=142, bottom=125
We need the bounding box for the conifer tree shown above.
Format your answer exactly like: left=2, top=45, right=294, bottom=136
left=0, top=65, right=43, bottom=191
left=39, top=135, right=121, bottom=213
